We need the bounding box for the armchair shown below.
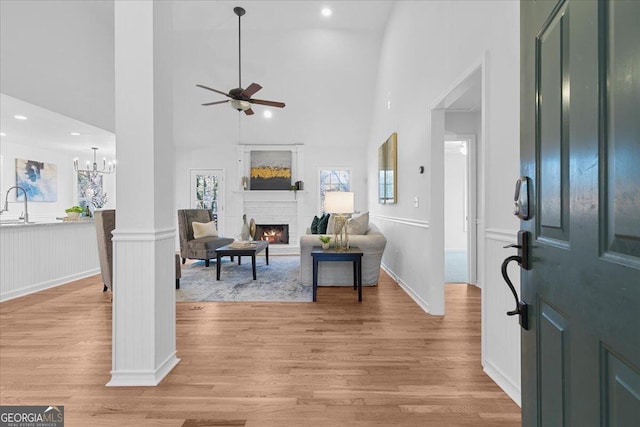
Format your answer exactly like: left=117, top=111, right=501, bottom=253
left=95, top=209, right=183, bottom=291
left=177, top=209, right=234, bottom=267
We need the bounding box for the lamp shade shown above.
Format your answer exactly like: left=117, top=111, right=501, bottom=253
left=324, top=191, right=354, bottom=214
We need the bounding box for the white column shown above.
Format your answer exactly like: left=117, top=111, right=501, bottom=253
left=428, top=109, right=445, bottom=315
left=108, top=0, right=178, bottom=386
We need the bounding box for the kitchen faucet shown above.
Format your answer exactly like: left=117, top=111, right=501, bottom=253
left=1, top=186, right=29, bottom=223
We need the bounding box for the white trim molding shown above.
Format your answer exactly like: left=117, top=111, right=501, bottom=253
left=370, top=213, right=429, bottom=229
left=483, top=359, right=522, bottom=407
left=111, top=227, right=176, bottom=241
left=381, top=263, right=431, bottom=315
left=107, top=353, right=180, bottom=387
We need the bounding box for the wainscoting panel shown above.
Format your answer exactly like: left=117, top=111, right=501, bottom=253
left=483, top=228, right=522, bottom=405
left=109, top=228, right=179, bottom=386
left=0, top=221, right=99, bottom=301
left=371, top=214, right=432, bottom=313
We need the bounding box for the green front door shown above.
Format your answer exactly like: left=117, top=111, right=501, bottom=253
left=520, top=0, right=639, bottom=425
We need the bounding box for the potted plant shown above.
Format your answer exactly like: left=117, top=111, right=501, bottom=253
left=319, top=235, right=331, bottom=250
left=65, top=205, right=84, bottom=220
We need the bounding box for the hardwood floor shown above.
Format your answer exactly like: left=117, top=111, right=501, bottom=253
left=0, top=270, right=521, bottom=427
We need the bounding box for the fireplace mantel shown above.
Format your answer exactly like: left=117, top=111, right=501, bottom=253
left=236, top=145, right=305, bottom=254
left=233, top=190, right=306, bottom=202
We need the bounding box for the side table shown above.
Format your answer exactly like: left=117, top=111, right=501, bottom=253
left=310, top=246, right=364, bottom=302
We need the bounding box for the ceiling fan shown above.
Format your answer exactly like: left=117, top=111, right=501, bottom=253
left=196, top=6, right=285, bottom=116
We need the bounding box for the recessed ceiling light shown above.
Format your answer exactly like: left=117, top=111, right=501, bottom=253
left=69, top=132, right=81, bottom=136
left=14, top=115, right=27, bottom=120
left=321, top=8, right=332, bottom=17
left=263, top=110, right=272, bottom=119
left=0, top=132, right=6, bottom=137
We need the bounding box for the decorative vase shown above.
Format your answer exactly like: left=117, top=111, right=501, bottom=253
left=240, top=214, right=250, bottom=241
left=321, top=242, right=330, bottom=250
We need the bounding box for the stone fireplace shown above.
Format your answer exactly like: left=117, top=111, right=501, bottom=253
left=255, top=224, right=289, bottom=244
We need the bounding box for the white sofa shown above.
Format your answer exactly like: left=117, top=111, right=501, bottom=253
left=299, top=222, right=387, bottom=286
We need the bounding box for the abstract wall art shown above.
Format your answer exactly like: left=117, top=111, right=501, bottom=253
left=15, top=158, right=57, bottom=202
left=250, top=150, right=292, bottom=190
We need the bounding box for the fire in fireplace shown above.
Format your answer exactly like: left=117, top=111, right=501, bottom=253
left=254, top=224, right=289, bottom=244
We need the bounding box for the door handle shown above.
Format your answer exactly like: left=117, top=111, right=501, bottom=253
left=501, top=230, right=530, bottom=330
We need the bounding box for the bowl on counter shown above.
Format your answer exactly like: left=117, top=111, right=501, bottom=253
left=67, top=212, right=81, bottom=220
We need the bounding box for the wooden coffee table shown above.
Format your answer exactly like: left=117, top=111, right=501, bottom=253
left=215, top=240, right=269, bottom=280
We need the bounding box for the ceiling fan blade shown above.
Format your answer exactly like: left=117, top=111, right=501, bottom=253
left=202, top=100, right=230, bottom=106
left=196, top=84, right=232, bottom=98
left=244, top=108, right=255, bottom=116
left=241, top=83, right=262, bottom=98
left=250, top=98, right=286, bottom=108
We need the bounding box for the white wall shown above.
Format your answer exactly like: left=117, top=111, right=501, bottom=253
left=444, top=150, right=467, bottom=251
left=0, top=0, right=115, bottom=132
left=366, top=1, right=521, bottom=404
left=0, top=141, right=115, bottom=221
left=174, top=143, right=368, bottom=244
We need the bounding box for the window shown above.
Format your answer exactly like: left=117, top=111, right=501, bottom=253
left=319, top=169, right=351, bottom=212
left=190, top=169, right=223, bottom=230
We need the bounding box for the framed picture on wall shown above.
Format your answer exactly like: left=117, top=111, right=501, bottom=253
left=15, top=158, right=57, bottom=202
left=250, top=150, right=292, bottom=190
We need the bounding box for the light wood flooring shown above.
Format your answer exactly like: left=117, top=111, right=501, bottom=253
left=0, top=270, right=521, bottom=427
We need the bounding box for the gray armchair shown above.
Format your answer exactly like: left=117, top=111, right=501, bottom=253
left=94, top=209, right=115, bottom=292
left=177, top=209, right=234, bottom=267
left=95, top=209, right=182, bottom=290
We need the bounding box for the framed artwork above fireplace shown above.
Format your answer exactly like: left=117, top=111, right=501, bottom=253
left=237, top=144, right=303, bottom=192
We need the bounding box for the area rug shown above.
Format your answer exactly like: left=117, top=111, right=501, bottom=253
left=176, top=255, right=312, bottom=302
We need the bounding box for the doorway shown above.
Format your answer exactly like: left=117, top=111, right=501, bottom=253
left=444, top=135, right=477, bottom=284
left=429, top=61, right=484, bottom=315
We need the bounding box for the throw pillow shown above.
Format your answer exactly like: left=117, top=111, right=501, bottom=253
left=347, top=212, right=369, bottom=235
left=192, top=221, right=218, bottom=239
left=318, top=213, right=330, bottom=234
left=310, top=215, right=320, bottom=234
left=326, top=215, right=334, bottom=234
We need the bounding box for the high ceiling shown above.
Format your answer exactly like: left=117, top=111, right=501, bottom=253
left=173, top=1, right=394, bottom=149
left=173, top=1, right=393, bottom=32
left=0, top=1, right=394, bottom=153
left=0, top=94, right=115, bottom=157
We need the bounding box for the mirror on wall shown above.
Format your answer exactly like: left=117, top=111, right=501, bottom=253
left=378, top=132, right=397, bottom=204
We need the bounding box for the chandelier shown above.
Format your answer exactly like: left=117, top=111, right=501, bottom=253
left=73, top=147, right=116, bottom=176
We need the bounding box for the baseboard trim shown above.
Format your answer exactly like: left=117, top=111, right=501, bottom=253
left=483, top=358, right=522, bottom=407
left=381, top=263, right=431, bottom=315
left=0, top=268, right=100, bottom=302
left=107, top=353, right=180, bottom=387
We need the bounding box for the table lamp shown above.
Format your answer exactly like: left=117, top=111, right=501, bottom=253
left=324, top=191, right=354, bottom=250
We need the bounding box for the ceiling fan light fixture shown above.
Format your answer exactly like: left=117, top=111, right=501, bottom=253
left=196, top=6, right=285, bottom=115
left=230, top=99, right=251, bottom=111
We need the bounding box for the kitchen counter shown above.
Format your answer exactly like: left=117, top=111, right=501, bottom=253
left=0, top=219, right=100, bottom=301
left=0, top=218, right=94, bottom=227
